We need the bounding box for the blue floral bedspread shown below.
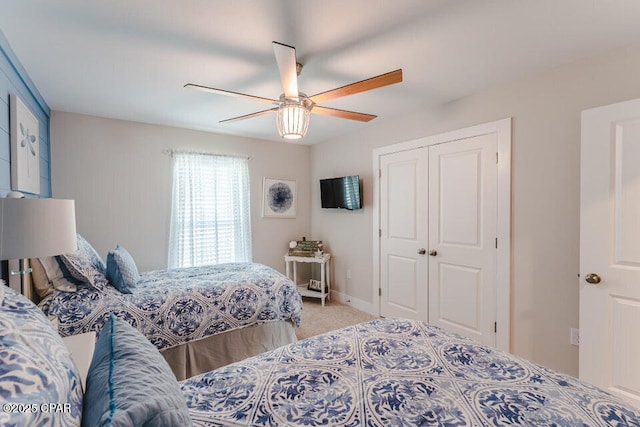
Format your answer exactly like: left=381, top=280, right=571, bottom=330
left=46, top=263, right=302, bottom=351
left=181, top=318, right=640, bottom=426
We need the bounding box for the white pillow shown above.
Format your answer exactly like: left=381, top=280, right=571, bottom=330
left=30, top=257, right=78, bottom=299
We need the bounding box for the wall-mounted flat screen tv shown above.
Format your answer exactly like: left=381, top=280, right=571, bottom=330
left=320, top=175, right=362, bottom=210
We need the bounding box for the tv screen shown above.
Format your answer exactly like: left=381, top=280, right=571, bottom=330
left=320, top=175, right=362, bottom=210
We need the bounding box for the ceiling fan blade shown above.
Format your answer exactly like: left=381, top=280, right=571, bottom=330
left=309, top=69, right=403, bottom=104
left=184, top=83, right=277, bottom=104
left=272, top=41, right=299, bottom=99
left=219, top=108, right=278, bottom=124
left=312, top=105, right=377, bottom=122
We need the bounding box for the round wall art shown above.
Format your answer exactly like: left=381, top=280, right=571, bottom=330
left=262, top=177, right=297, bottom=217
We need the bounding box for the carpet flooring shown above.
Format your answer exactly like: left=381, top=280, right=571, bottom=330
left=295, top=298, right=379, bottom=340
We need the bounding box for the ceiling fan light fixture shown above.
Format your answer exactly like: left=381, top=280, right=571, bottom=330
left=186, top=41, right=403, bottom=139
left=276, top=94, right=314, bottom=140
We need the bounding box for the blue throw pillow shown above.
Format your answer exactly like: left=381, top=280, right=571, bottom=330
left=106, top=245, right=140, bottom=294
left=82, top=314, right=192, bottom=427
left=0, top=283, right=83, bottom=426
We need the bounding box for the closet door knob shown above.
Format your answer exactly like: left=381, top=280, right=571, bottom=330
left=417, top=248, right=426, bottom=255
left=429, top=250, right=437, bottom=256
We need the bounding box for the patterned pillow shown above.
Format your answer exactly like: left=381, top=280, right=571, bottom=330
left=58, top=234, right=108, bottom=291
left=106, top=245, right=140, bottom=294
left=0, top=283, right=83, bottom=426
left=82, top=314, right=192, bottom=426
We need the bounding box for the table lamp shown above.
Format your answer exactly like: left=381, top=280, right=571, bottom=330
left=0, top=193, right=77, bottom=298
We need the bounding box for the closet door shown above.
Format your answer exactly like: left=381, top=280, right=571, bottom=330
left=428, top=134, right=497, bottom=346
left=379, top=148, right=428, bottom=320
left=374, top=118, right=510, bottom=349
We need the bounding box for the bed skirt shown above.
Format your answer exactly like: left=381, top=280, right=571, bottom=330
left=160, top=320, right=297, bottom=380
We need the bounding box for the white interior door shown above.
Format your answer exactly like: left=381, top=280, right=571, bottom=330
left=428, top=134, right=497, bottom=346
left=580, top=98, right=640, bottom=408
left=373, top=118, right=511, bottom=350
left=379, top=148, right=428, bottom=320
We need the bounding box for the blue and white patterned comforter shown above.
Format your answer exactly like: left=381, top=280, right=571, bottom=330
left=46, top=263, right=302, bottom=351
left=181, top=318, right=640, bottom=426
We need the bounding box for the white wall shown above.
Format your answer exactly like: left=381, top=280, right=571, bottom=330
left=310, top=44, right=640, bottom=376
left=51, top=112, right=310, bottom=274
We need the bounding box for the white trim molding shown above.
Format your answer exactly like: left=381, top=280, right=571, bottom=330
left=330, top=289, right=377, bottom=315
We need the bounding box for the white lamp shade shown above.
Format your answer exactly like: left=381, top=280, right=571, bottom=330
left=277, top=104, right=310, bottom=139
left=276, top=95, right=314, bottom=140
left=0, top=198, right=77, bottom=260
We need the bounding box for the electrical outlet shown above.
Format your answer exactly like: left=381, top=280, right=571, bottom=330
left=570, top=328, right=580, bottom=346
left=346, top=269, right=352, bottom=279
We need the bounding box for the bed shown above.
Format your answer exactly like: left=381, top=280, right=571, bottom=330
left=182, top=319, right=640, bottom=426
left=3, top=284, right=639, bottom=427
left=29, top=235, right=302, bottom=380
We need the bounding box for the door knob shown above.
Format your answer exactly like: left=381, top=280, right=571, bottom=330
left=429, top=250, right=437, bottom=256
left=418, top=248, right=426, bottom=255
left=584, top=273, right=601, bottom=284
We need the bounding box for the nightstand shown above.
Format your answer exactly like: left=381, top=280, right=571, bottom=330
left=62, top=331, right=96, bottom=390
left=285, top=253, right=331, bottom=306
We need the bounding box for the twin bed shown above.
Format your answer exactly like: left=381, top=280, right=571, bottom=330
left=30, top=235, right=302, bottom=379
left=2, top=284, right=639, bottom=426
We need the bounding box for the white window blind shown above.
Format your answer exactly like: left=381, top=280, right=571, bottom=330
left=168, top=152, right=251, bottom=268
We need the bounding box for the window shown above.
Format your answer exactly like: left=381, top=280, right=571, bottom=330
left=168, top=152, right=251, bottom=268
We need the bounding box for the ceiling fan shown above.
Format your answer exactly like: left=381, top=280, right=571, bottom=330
left=185, top=41, right=403, bottom=140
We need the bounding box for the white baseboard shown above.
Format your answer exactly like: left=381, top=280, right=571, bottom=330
left=330, top=290, right=378, bottom=316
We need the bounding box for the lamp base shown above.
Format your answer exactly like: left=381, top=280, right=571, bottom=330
left=8, top=259, right=32, bottom=300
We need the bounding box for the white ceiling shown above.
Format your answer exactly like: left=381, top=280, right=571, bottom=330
left=2, top=0, right=640, bottom=145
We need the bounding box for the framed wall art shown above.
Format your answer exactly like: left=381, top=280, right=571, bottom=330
left=308, top=279, right=324, bottom=293
left=10, top=94, right=40, bottom=194
left=262, top=177, right=296, bottom=218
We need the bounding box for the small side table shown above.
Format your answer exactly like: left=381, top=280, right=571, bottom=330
left=62, top=331, right=96, bottom=391
left=285, top=253, right=331, bottom=306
